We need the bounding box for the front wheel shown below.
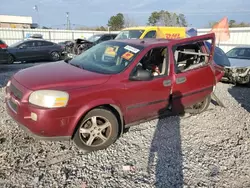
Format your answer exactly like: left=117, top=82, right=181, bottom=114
left=73, top=108, right=119, bottom=152
left=185, top=95, right=211, bottom=115
left=50, top=51, right=60, bottom=61
left=7, top=55, right=14, bottom=64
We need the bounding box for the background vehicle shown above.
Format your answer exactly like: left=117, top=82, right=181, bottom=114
left=205, top=41, right=231, bottom=67
left=115, top=26, right=197, bottom=40
left=222, top=46, right=250, bottom=85
left=0, top=39, right=8, bottom=49
left=63, top=33, right=117, bottom=59
left=6, top=39, right=64, bottom=64
left=6, top=33, right=224, bottom=152
left=0, top=48, right=11, bottom=64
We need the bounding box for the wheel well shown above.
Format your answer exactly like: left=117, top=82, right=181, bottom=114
left=9, top=54, right=15, bottom=60
left=71, top=104, right=124, bottom=140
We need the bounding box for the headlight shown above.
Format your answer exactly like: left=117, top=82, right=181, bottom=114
left=6, top=80, right=11, bottom=87
left=29, top=90, right=69, bottom=108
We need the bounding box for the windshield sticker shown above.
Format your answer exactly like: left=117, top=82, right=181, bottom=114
left=121, top=52, right=134, bottom=60
left=124, top=45, right=140, bottom=53
left=104, top=46, right=119, bottom=57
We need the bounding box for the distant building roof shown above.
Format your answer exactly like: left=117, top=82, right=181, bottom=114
left=0, top=15, right=32, bottom=24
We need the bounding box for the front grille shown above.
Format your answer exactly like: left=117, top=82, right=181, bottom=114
left=9, top=83, right=23, bottom=100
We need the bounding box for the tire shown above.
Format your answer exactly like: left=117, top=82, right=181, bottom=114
left=50, top=51, right=60, bottom=61
left=7, top=54, right=14, bottom=64
left=185, top=95, right=211, bottom=115
left=73, top=108, right=119, bottom=152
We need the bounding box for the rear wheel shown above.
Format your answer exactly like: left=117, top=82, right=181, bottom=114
left=7, top=55, right=14, bottom=64
left=73, top=108, right=119, bottom=152
left=185, top=95, right=211, bottom=115
left=50, top=51, right=60, bottom=61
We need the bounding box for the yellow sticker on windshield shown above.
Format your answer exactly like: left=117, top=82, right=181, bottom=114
left=104, top=46, right=118, bottom=57
left=122, top=52, right=134, bottom=60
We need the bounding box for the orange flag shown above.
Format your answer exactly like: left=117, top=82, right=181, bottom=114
left=209, top=17, right=230, bottom=43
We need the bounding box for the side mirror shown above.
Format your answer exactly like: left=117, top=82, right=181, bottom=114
left=129, top=68, right=153, bottom=81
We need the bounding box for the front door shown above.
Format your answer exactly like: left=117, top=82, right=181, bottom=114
left=122, top=46, right=173, bottom=124
left=171, top=33, right=216, bottom=110
left=16, top=41, right=37, bottom=60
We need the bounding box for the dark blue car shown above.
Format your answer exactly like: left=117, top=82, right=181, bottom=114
left=6, top=39, right=64, bottom=64
left=204, top=41, right=230, bottom=67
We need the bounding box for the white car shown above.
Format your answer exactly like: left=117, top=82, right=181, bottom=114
left=222, top=46, right=250, bottom=85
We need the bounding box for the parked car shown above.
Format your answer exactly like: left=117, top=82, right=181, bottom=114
left=204, top=41, right=230, bottom=67
left=0, top=48, right=11, bottom=64
left=63, top=33, right=118, bottom=59
left=6, top=39, right=64, bottom=64
left=5, top=33, right=224, bottom=152
left=223, top=46, right=250, bottom=85
left=0, top=39, right=8, bottom=49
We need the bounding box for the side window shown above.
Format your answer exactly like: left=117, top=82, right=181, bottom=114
left=173, top=42, right=209, bottom=73
left=131, top=47, right=169, bottom=78
left=42, top=41, right=54, bottom=46
left=19, top=41, right=35, bottom=48
left=100, top=36, right=112, bottom=42
left=144, top=30, right=156, bottom=38
left=35, top=41, right=43, bottom=47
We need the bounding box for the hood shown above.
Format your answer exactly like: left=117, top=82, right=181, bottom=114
left=13, top=61, right=111, bottom=90
left=75, top=38, right=93, bottom=44
left=227, top=58, right=250, bottom=68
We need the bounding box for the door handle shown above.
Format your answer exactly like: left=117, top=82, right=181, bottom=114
left=163, top=79, right=171, bottom=87
left=176, top=77, right=187, bottom=84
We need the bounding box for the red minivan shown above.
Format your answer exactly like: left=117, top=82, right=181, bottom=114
left=5, top=33, right=224, bottom=152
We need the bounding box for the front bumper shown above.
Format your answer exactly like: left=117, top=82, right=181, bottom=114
left=5, top=79, right=79, bottom=141
left=222, top=66, right=250, bottom=84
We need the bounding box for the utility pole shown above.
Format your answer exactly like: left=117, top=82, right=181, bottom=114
left=66, top=12, right=71, bottom=30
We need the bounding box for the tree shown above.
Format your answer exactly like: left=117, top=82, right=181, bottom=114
left=147, top=10, right=188, bottom=27
left=96, top=26, right=107, bottom=31
left=107, top=13, right=125, bottom=31
left=124, top=14, right=138, bottom=28
left=209, top=19, right=250, bottom=28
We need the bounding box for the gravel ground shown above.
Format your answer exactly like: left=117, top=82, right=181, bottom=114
left=0, top=63, right=250, bottom=188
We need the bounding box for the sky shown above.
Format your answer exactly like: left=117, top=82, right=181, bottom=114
left=0, top=0, right=250, bottom=29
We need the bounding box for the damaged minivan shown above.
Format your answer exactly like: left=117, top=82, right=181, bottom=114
left=5, top=33, right=224, bottom=152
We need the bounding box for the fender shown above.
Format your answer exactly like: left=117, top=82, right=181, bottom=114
left=69, top=98, right=124, bottom=135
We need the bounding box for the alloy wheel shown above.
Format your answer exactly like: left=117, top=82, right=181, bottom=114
left=79, top=116, right=112, bottom=147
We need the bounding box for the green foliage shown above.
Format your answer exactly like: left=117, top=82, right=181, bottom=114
left=96, top=26, right=107, bottom=31
left=209, top=19, right=250, bottom=28
left=147, top=10, right=188, bottom=27
left=107, top=13, right=125, bottom=31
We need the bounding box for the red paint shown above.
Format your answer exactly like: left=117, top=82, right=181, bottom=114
left=0, top=43, right=8, bottom=49
left=5, top=33, right=223, bottom=140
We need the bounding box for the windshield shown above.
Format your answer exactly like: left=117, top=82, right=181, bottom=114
left=226, top=47, right=250, bottom=60
left=68, top=41, right=144, bottom=74
left=8, top=40, right=24, bottom=48
left=87, top=35, right=101, bottom=42
left=115, top=30, right=144, bottom=39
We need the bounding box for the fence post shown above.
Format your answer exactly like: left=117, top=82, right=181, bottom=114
left=49, top=31, right=51, bottom=41
left=22, top=29, right=25, bottom=40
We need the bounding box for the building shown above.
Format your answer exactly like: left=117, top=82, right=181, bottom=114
left=0, top=15, right=33, bottom=28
